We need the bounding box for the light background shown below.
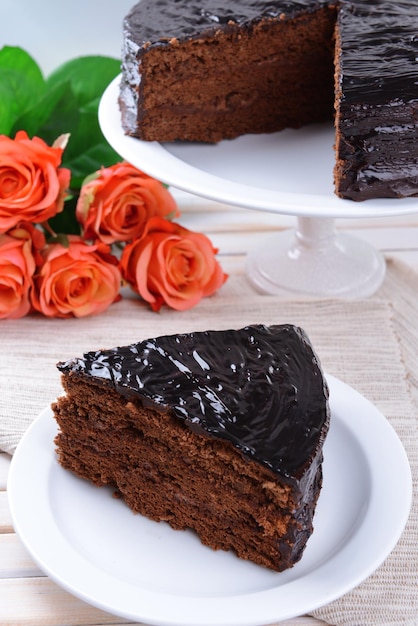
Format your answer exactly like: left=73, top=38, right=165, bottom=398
left=0, top=0, right=135, bottom=73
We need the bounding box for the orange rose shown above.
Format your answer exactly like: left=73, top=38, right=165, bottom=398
left=0, top=131, right=71, bottom=233
left=0, top=222, right=45, bottom=319
left=120, top=217, right=227, bottom=312
left=31, top=236, right=121, bottom=318
left=76, top=162, right=179, bottom=244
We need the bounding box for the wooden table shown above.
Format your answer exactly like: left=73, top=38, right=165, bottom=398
left=1, top=191, right=418, bottom=625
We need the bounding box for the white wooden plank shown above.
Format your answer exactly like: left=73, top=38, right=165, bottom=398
left=0, top=534, right=41, bottom=578
left=0, top=493, right=13, bottom=534
left=388, top=251, right=418, bottom=271
left=344, top=226, right=418, bottom=250
left=0, top=577, right=324, bottom=626
left=0, top=577, right=132, bottom=626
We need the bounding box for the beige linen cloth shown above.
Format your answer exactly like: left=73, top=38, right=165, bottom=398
left=1, top=257, right=417, bottom=626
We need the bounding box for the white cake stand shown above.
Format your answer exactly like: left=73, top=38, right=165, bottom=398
left=99, top=76, right=418, bottom=298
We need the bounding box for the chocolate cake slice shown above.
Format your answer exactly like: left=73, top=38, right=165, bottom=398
left=53, top=324, right=330, bottom=572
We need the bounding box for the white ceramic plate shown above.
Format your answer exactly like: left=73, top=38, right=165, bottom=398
left=99, top=76, right=418, bottom=218
left=8, top=374, right=412, bottom=626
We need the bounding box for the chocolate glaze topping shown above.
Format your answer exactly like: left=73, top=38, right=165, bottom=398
left=58, top=324, right=330, bottom=481
left=336, top=0, right=418, bottom=199
left=338, top=0, right=418, bottom=106
left=124, top=0, right=332, bottom=45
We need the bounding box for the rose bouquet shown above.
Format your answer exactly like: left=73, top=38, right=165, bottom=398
left=0, top=47, right=227, bottom=320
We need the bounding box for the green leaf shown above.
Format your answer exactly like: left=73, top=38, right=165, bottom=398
left=0, top=46, right=45, bottom=135
left=0, top=74, right=19, bottom=135
left=11, top=80, right=76, bottom=140
left=0, top=46, right=44, bottom=82
left=58, top=104, right=121, bottom=188
left=38, top=83, right=80, bottom=145
left=47, top=56, right=120, bottom=108
left=45, top=55, right=122, bottom=184
left=62, top=106, right=103, bottom=160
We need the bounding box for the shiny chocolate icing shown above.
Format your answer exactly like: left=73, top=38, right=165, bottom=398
left=336, top=0, right=418, bottom=199
left=124, top=0, right=332, bottom=45
left=58, top=324, right=330, bottom=481
left=338, top=0, right=418, bottom=106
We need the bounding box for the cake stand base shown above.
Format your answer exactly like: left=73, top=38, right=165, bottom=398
left=246, top=217, right=386, bottom=298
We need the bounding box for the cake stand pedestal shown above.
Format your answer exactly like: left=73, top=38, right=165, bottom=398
left=246, top=216, right=386, bottom=298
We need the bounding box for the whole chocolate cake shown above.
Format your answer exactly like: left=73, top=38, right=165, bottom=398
left=53, top=324, right=330, bottom=572
left=118, top=0, right=418, bottom=201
